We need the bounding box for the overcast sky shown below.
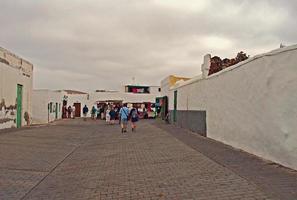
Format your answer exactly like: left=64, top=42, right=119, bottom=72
left=0, top=0, right=296, bottom=91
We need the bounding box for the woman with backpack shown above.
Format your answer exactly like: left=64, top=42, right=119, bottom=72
left=129, top=106, right=139, bottom=132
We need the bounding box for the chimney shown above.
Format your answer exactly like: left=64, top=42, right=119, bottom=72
left=201, top=54, right=211, bottom=79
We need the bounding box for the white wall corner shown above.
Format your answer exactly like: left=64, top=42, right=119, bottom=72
left=201, top=54, right=211, bottom=79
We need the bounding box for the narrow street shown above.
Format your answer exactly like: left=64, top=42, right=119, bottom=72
left=0, top=119, right=296, bottom=200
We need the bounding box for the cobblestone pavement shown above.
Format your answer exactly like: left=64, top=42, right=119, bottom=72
left=0, top=119, right=277, bottom=200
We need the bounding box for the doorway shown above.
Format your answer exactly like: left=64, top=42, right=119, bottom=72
left=16, top=84, right=23, bottom=128
left=55, top=103, right=58, bottom=119
left=160, top=96, right=169, bottom=120
left=62, top=100, right=67, bottom=118
left=73, top=103, right=81, bottom=117
left=173, top=90, right=177, bottom=123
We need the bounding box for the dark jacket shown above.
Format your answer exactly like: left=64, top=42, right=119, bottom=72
left=83, top=106, right=89, bottom=114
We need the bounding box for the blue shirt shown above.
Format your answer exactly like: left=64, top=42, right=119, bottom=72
left=119, top=107, right=129, bottom=119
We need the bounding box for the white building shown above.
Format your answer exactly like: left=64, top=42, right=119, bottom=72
left=32, top=85, right=161, bottom=121
left=60, top=90, right=89, bottom=118
left=32, top=90, right=63, bottom=124
left=157, top=76, right=190, bottom=119
left=69, top=85, right=160, bottom=117
left=0, top=47, right=33, bottom=129
left=162, top=45, right=297, bottom=170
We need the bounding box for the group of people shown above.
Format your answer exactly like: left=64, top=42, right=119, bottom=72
left=63, top=104, right=76, bottom=119
left=119, top=103, right=139, bottom=133
left=82, top=103, right=139, bottom=133
left=82, top=104, right=119, bottom=124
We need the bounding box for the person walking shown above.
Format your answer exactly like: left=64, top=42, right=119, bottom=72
left=100, top=106, right=105, bottom=120
left=63, top=105, right=68, bottom=118
left=105, top=107, right=111, bottom=124
left=117, top=105, right=122, bottom=125
left=119, top=103, right=129, bottom=133
left=67, top=106, right=72, bottom=119
left=96, top=105, right=101, bottom=119
left=109, top=108, right=116, bottom=125
left=83, top=105, right=89, bottom=121
left=72, top=104, right=76, bottom=119
left=130, top=106, right=139, bottom=132
left=91, top=106, right=97, bottom=120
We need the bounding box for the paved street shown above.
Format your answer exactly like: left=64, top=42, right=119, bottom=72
left=0, top=119, right=296, bottom=200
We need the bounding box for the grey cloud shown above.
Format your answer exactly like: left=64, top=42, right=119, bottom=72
left=0, top=0, right=296, bottom=91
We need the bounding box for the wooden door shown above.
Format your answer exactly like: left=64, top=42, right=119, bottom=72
left=74, top=103, right=81, bottom=117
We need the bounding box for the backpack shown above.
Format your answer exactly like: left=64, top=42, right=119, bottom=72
left=131, top=109, right=138, bottom=119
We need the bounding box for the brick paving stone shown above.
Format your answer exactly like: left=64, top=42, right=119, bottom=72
left=0, top=169, right=46, bottom=200
left=0, top=119, right=274, bottom=200
left=154, top=120, right=297, bottom=200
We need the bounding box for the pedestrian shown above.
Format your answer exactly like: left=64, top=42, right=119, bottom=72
left=106, top=107, right=111, bottom=124
left=83, top=105, right=89, bottom=121
left=67, top=106, right=72, bottom=119
left=100, top=106, right=105, bottom=120
left=130, top=106, right=139, bottom=132
left=96, top=105, right=101, bottom=119
left=117, top=105, right=122, bottom=125
left=91, top=106, right=97, bottom=120
left=119, top=103, right=129, bottom=133
left=109, top=108, right=116, bottom=125
left=72, top=104, right=76, bottom=119
left=62, top=105, right=67, bottom=118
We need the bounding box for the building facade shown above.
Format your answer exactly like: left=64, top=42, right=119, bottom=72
left=0, top=47, right=33, bottom=129
left=81, top=85, right=160, bottom=117
left=158, top=75, right=190, bottom=119
left=32, top=90, right=63, bottom=124
left=162, top=45, right=297, bottom=170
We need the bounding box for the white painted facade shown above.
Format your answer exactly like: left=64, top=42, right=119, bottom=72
left=32, top=90, right=63, bottom=124
left=33, top=86, right=161, bottom=119
left=167, top=45, right=297, bottom=170
left=67, top=90, right=160, bottom=117
left=62, top=86, right=160, bottom=116
left=0, top=47, right=33, bottom=129
left=63, top=92, right=90, bottom=117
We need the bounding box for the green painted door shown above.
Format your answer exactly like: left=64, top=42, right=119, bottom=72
left=55, top=103, right=58, bottom=119
left=16, top=84, right=23, bottom=128
left=173, top=90, right=177, bottom=122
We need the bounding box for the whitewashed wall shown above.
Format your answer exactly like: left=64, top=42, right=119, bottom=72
left=160, top=76, right=171, bottom=98
left=149, top=86, right=161, bottom=96
left=170, top=45, right=297, bottom=170
left=32, top=90, right=63, bottom=124
left=0, top=58, right=33, bottom=129
left=89, top=91, right=158, bottom=104
left=63, top=91, right=159, bottom=117
left=65, top=93, right=90, bottom=117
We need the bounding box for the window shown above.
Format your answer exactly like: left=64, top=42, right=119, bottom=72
left=158, top=88, right=161, bottom=92
left=126, top=86, right=150, bottom=94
